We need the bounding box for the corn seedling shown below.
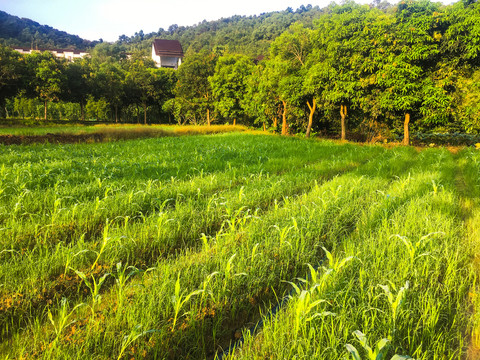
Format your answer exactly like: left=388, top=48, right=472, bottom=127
left=71, top=268, right=110, bottom=317
left=116, top=324, right=157, bottom=360
left=171, top=273, right=203, bottom=332
left=322, top=247, right=355, bottom=273
left=91, top=219, right=117, bottom=270
left=392, top=232, right=443, bottom=265
left=378, top=281, right=409, bottom=332
left=114, top=262, right=140, bottom=307
left=63, top=246, right=91, bottom=276
left=345, top=330, right=414, bottom=360
left=47, top=298, right=84, bottom=353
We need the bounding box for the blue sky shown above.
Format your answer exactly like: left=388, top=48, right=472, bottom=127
left=0, top=0, right=376, bottom=42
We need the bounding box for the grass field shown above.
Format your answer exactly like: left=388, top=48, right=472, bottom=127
left=0, top=124, right=247, bottom=136
left=0, top=132, right=479, bottom=359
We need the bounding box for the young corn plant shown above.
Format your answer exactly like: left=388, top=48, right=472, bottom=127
left=171, top=273, right=203, bottom=332
left=91, top=219, right=119, bottom=270
left=71, top=269, right=110, bottom=318
left=199, top=271, right=220, bottom=305
left=288, top=285, right=331, bottom=335
left=116, top=324, right=156, bottom=360
left=286, top=269, right=336, bottom=336
left=322, top=247, right=355, bottom=273
left=47, top=298, right=84, bottom=355
left=345, top=330, right=414, bottom=360
left=221, top=205, right=251, bottom=234
left=114, top=262, right=140, bottom=308
left=221, top=253, right=247, bottom=302
left=63, top=245, right=91, bottom=276
left=392, top=232, right=443, bottom=265
left=378, top=281, right=409, bottom=335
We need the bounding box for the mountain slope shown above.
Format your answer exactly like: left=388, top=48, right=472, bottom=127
left=0, top=10, right=95, bottom=50
left=117, top=5, right=328, bottom=57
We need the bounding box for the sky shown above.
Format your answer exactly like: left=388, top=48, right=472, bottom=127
left=0, top=0, right=375, bottom=42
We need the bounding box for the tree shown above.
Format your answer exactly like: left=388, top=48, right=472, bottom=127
left=377, top=0, right=447, bottom=145
left=0, top=45, right=24, bottom=115
left=125, top=59, right=154, bottom=124
left=453, top=69, right=480, bottom=133
left=64, top=58, right=92, bottom=121
left=26, top=51, right=65, bottom=120
left=314, top=2, right=371, bottom=140
left=174, top=51, right=217, bottom=125
left=210, top=54, right=254, bottom=125
left=271, top=23, right=317, bottom=137
left=94, top=62, right=125, bottom=122
left=149, top=67, right=177, bottom=121
left=243, top=62, right=283, bottom=131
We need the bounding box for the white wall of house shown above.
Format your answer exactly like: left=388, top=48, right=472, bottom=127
left=160, top=56, right=180, bottom=69
left=12, top=48, right=88, bottom=61
left=151, top=44, right=181, bottom=69
left=152, top=44, right=161, bottom=66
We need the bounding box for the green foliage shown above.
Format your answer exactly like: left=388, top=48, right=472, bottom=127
left=173, top=50, right=218, bottom=124
left=2, top=0, right=480, bottom=134
left=210, top=54, right=254, bottom=122
left=0, top=10, right=95, bottom=49
left=453, top=68, right=480, bottom=133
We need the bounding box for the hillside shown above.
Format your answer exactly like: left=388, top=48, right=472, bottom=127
left=116, top=4, right=333, bottom=57
left=0, top=10, right=95, bottom=50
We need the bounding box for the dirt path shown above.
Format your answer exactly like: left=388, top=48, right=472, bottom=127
left=0, top=130, right=174, bottom=145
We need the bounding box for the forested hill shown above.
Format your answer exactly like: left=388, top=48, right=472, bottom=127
left=0, top=10, right=95, bottom=50
left=116, top=4, right=357, bottom=57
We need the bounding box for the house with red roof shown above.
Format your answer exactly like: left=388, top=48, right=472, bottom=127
left=151, top=39, right=184, bottom=69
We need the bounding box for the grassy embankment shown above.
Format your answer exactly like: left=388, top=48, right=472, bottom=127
left=0, top=124, right=250, bottom=144
left=0, top=132, right=478, bottom=359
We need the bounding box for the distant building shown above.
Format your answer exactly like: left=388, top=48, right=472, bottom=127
left=151, top=39, right=183, bottom=69
left=12, top=47, right=89, bottom=61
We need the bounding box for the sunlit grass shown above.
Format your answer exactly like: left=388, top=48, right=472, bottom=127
left=0, top=134, right=477, bottom=359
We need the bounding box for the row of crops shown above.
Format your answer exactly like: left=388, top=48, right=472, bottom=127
left=0, top=133, right=479, bottom=359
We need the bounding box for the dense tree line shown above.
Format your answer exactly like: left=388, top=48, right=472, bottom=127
left=1, top=0, right=480, bottom=144
left=0, top=46, right=177, bottom=123
left=169, top=0, right=480, bottom=143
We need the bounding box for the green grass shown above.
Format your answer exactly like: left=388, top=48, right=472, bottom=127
left=0, top=133, right=478, bottom=359
left=0, top=124, right=247, bottom=136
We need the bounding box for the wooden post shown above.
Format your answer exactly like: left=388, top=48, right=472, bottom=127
left=340, top=104, right=347, bottom=141
left=403, top=112, right=410, bottom=146
left=281, top=100, right=287, bottom=135
left=306, top=98, right=316, bottom=138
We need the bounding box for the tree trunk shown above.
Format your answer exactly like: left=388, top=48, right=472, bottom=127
left=306, top=98, right=316, bottom=138
left=115, top=105, right=118, bottom=123
left=207, top=108, right=210, bottom=126
left=80, top=101, right=85, bottom=121
left=233, top=118, right=236, bottom=126
left=281, top=100, right=288, bottom=136
left=403, top=112, right=410, bottom=146
left=273, top=117, right=278, bottom=129
left=143, top=102, right=147, bottom=125
left=44, top=101, right=47, bottom=121
left=263, top=122, right=266, bottom=132
left=340, top=104, right=347, bottom=140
